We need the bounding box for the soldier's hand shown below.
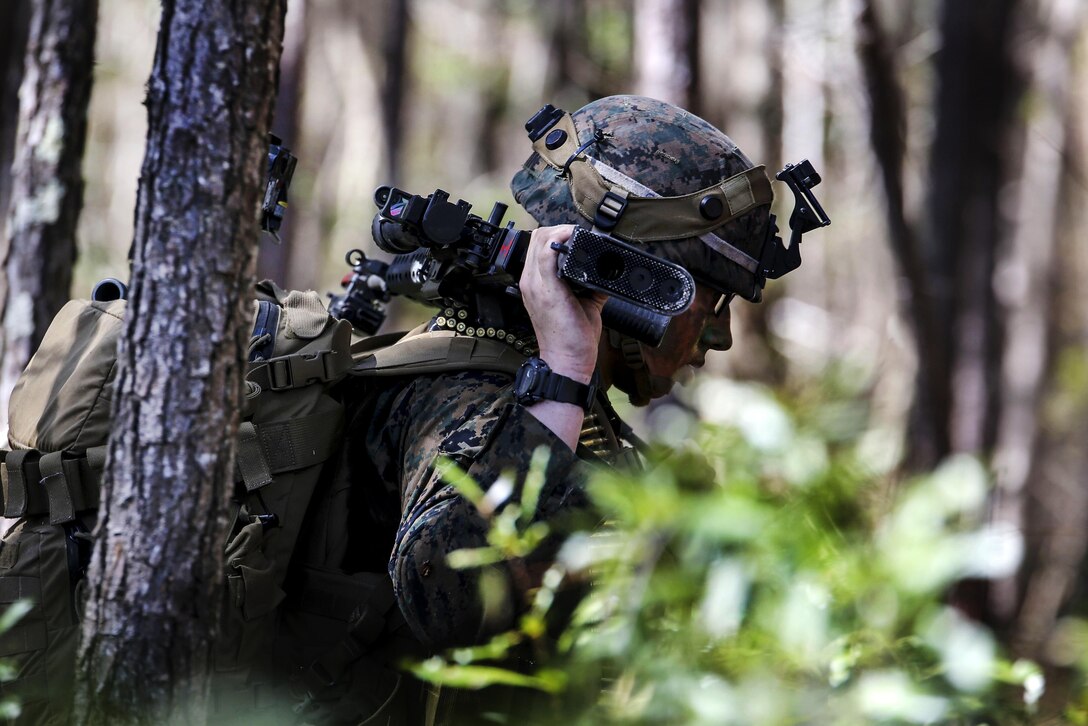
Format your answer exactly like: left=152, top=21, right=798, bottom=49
left=520, top=224, right=606, bottom=385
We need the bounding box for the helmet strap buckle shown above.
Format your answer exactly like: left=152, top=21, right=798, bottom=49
left=594, top=189, right=628, bottom=232
left=608, top=329, right=645, bottom=370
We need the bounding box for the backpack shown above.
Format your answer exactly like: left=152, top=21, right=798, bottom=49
left=0, top=281, right=357, bottom=723
left=0, top=281, right=527, bottom=724
left=0, top=297, right=117, bottom=725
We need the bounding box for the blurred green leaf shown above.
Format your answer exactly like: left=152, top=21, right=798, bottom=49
left=447, top=546, right=505, bottom=570
left=0, top=601, right=32, bottom=634
left=409, top=658, right=566, bottom=693
left=436, top=456, right=486, bottom=510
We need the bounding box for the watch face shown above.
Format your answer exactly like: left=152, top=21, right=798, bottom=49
left=516, top=358, right=545, bottom=404
left=522, top=364, right=537, bottom=389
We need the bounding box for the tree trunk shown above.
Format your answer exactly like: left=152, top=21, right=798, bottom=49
left=633, top=0, right=700, bottom=111
left=759, top=0, right=785, bottom=171
left=380, top=0, right=409, bottom=186
left=860, top=0, right=1023, bottom=471
left=257, top=0, right=307, bottom=285
left=916, top=0, right=1022, bottom=468
left=1036, top=69, right=1088, bottom=713
left=0, top=0, right=96, bottom=439
left=0, top=0, right=31, bottom=247
left=75, top=0, right=286, bottom=722
left=472, top=0, right=508, bottom=178
left=543, top=0, right=586, bottom=100
left=1001, top=0, right=1088, bottom=660
left=855, top=0, right=945, bottom=460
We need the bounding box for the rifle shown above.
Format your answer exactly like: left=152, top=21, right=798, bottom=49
left=328, top=186, right=696, bottom=346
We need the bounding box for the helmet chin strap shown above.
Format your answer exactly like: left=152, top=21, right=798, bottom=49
left=608, top=329, right=655, bottom=404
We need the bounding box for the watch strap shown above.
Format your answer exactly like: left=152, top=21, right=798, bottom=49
left=514, top=357, right=598, bottom=412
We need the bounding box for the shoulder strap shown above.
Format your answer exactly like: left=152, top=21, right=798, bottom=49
left=351, top=330, right=526, bottom=379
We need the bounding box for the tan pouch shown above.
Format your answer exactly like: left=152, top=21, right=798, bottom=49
left=7, top=300, right=125, bottom=453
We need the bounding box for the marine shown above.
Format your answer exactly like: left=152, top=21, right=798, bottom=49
left=260, top=94, right=828, bottom=723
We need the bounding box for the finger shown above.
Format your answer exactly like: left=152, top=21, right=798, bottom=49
left=531, top=226, right=572, bottom=266
left=523, top=226, right=574, bottom=295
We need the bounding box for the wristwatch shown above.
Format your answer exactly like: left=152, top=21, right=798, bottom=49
left=513, top=357, right=598, bottom=412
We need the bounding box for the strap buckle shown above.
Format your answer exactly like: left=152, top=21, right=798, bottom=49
left=594, top=190, right=628, bottom=232
left=267, top=350, right=336, bottom=391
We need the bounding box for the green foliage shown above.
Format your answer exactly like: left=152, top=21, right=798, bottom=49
left=426, top=380, right=1043, bottom=725
left=0, top=599, right=31, bottom=719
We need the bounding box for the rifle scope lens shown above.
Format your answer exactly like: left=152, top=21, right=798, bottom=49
left=372, top=215, right=422, bottom=254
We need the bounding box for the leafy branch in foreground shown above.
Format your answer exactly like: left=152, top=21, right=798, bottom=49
left=0, top=600, right=33, bottom=719
left=420, top=377, right=1049, bottom=725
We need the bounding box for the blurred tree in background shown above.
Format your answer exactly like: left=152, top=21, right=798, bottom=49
left=0, top=0, right=96, bottom=441
left=1, top=0, right=1087, bottom=720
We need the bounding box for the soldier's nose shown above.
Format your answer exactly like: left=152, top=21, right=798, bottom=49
left=699, top=327, right=732, bottom=353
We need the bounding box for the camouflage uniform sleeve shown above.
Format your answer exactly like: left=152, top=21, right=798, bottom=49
left=366, top=370, right=589, bottom=650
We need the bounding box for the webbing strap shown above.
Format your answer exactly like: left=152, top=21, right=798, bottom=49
left=236, top=422, right=274, bottom=492
left=0, top=575, right=42, bottom=604
left=0, top=618, right=47, bottom=658
left=1, top=450, right=42, bottom=518
left=41, top=453, right=81, bottom=525
left=234, top=412, right=342, bottom=491
left=1, top=447, right=106, bottom=522
left=565, top=159, right=773, bottom=247
left=588, top=159, right=764, bottom=273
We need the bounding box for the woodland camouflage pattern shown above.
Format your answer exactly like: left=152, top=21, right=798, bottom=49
left=511, top=94, right=772, bottom=302
left=339, top=369, right=593, bottom=649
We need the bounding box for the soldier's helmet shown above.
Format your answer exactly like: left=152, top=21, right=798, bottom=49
left=511, top=95, right=773, bottom=303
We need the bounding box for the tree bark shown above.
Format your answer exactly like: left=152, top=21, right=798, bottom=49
left=0, top=0, right=95, bottom=439
left=75, top=0, right=286, bottom=722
